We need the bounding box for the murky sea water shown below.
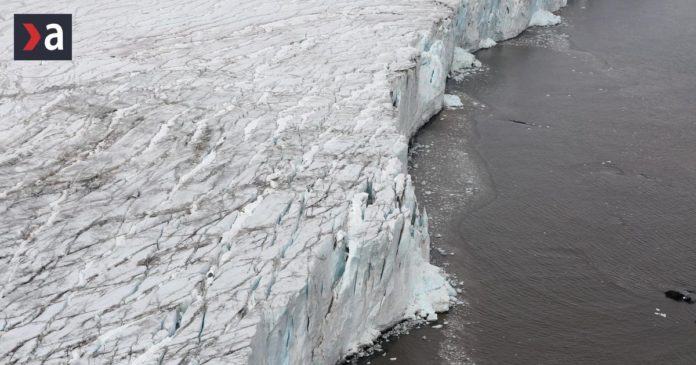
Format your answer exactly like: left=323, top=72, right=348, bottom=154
left=360, top=0, right=696, bottom=363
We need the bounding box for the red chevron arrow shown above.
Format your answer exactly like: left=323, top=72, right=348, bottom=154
left=22, top=23, right=40, bottom=51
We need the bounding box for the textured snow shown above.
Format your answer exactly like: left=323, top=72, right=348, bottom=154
left=1, top=0, right=564, bottom=364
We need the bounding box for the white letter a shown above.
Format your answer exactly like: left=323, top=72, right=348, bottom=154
left=45, top=24, right=64, bottom=51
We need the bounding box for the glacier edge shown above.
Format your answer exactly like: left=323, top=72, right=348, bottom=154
left=250, top=0, right=567, bottom=364
left=0, top=1, right=566, bottom=364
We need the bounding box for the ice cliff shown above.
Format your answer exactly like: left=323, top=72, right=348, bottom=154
left=0, top=0, right=564, bottom=364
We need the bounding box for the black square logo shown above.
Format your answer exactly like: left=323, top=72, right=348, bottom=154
left=14, top=14, right=72, bottom=61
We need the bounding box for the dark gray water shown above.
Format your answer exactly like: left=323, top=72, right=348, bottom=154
left=360, top=0, right=696, bottom=363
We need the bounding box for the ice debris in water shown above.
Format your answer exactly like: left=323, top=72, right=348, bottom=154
left=450, top=47, right=483, bottom=81
left=435, top=247, right=449, bottom=256
left=479, top=38, right=498, bottom=49
left=529, top=10, right=562, bottom=27
left=443, top=94, right=464, bottom=108
left=451, top=47, right=482, bottom=71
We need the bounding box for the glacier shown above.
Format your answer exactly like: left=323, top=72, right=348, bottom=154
left=0, top=0, right=564, bottom=364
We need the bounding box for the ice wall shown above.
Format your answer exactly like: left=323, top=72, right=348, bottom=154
left=251, top=1, right=567, bottom=364
left=0, top=0, right=563, bottom=364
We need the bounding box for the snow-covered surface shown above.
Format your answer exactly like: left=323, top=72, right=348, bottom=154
left=0, top=0, right=564, bottom=363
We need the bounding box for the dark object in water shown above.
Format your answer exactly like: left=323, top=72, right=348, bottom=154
left=664, top=290, right=694, bottom=303
left=508, top=119, right=530, bottom=125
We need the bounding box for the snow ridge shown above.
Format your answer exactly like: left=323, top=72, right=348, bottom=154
left=0, top=0, right=564, bottom=364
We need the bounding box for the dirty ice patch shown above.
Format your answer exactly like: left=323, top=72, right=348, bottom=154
left=529, top=10, right=562, bottom=27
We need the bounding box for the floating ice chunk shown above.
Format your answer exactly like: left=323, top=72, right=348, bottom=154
left=654, top=308, right=667, bottom=318
left=529, top=10, right=562, bottom=27
left=443, top=94, right=464, bottom=108
left=479, top=38, right=497, bottom=49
